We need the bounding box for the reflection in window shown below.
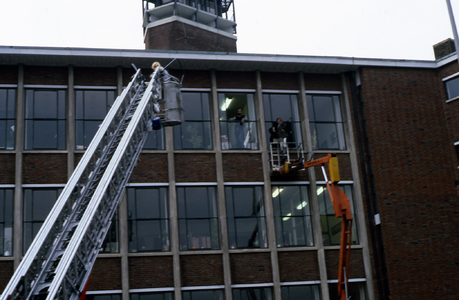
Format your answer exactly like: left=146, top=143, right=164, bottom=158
left=445, top=76, right=459, bottom=100
left=328, top=282, right=367, bottom=300
left=281, top=285, right=321, bottom=300
left=178, top=186, right=219, bottom=250
left=174, top=92, right=212, bottom=150
left=307, top=95, right=345, bottom=150
left=25, top=89, right=66, bottom=150
left=263, top=94, right=302, bottom=148
left=182, top=289, right=224, bottom=300
left=100, top=211, right=120, bottom=253
left=0, top=89, right=16, bottom=150
left=272, top=185, right=313, bottom=247
left=127, top=187, right=170, bottom=252
left=225, top=186, right=267, bottom=249
left=0, top=189, right=14, bottom=256
left=131, top=292, right=173, bottom=300
left=218, top=93, right=258, bottom=150
left=143, top=128, right=165, bottom=150
left=75, top=90, right=115, bottom=149
left=233, top=287, right=272, bottom=300
left=23, top=188, right=62, bottom=253
left=318, top=185, right=358, bottom=246
left=86, top=294, right=121, bottom=300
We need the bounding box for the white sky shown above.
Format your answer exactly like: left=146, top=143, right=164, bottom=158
left=0, top=0, right=458, bottom=61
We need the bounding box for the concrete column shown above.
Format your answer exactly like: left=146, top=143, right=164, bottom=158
left=340, top=73, right=375, bottom=300
left=67, top=66, right=75, bottom=178
left=13, top=64, right=24, bottom=268
left=119, top=193, right=130, bottom=300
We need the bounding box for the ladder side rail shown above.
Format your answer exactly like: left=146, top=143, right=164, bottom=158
left=45, top=72, right=159, bottom=300
left=0, top=69, right=142, bottom=300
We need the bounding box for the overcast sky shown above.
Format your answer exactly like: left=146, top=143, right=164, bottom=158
left=0, top=0, right=458, bottom=61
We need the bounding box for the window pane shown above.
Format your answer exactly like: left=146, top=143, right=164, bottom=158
left=0, top=189, right=14, bottom=256
left=127, top=187, right=170, bottom=252
left=312, top=96, right=335, bottom=122
left=446, top=76, right=459, bottom=99
left=131, top=292, right=173, bottom=300
left=0, top=89, right=16, bottom=150
left=87, top=294, right=121, bottom=300
left=328, top=282, right=368, bottom=300
left=233, top=287, right=272, bottom=300
left=281, top=285, right=321, bottom=300
left=182, top=290, right=223, bottom=300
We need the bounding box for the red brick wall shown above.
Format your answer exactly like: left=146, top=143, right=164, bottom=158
left=88, top=257, right=122, bottom=290
left=222, top=154, right=264, bottom=182
left=181, top=70, right=211, bottom=89
left=0, top=66, right=18, bottom=84
left=260, top=72, right=299, bottom=90
left=23, top=154, right=67, bottom=184
left=325, top=249, right=365, bottom=279
left=129, top=154, right=168, bottom=183
left=0, top=261, right=14, bottom=294
left=24, top=66, right=67, bottom=85
left=359, top=66, right=459, bottom=299
left=278, top=251, right=319, bottom=281
left=174, top=154, right=216, bottom=182
left=216, top=71, right=256, bottom=89
left=180, top=254, right=223, bottom=286
left=303, top=73, right=341, bottom=91
left=74, top=67, right=117, bottom=86
left=129, top=256, right=173, bottom=288
left=230, top=253, right=272, bottom=284
left=0, top=154, right=15, bottom=184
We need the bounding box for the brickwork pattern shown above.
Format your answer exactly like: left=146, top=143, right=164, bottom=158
left=0, top=261, right=14, bottom=294
left=23, top=154, right=67, bottom=184
left=0, top=154, right=15, bottom=184
left=180, top=254, right=224, bottom=286
left=278, top=251, right=319, bottom=282
left=230, top=253, right=272, bottom=284
left=74, top=67, right=117, bottom=86
left=87, top=258, right=122, bottom=290
left=324, top=249, right=365, bottom=279
left=174, top=153, right=216, bottom=182
left=215, top=71, right=256, bottom=89
left=260, top=72, right=299, bottom=90
left=303, top=73, right=341, bottom=91
left=0, top=66, right=18, bottom=84
left=24, top=66, right=67, bottom=85
left=128, top=256, right=173, bottom=289
left=129, top=153, right=168, bottom=183
left=222, top=154, right=264, bottom=182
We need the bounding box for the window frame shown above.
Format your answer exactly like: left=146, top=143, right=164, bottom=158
left=0, top=187, right=14, bottom=257
left=0, top=88, right=16, bottom=150
left=443, top=72, right=459, bottom=101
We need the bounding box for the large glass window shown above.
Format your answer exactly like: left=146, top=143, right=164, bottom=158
left=307, top=95, right=345, bottom=150
left=272, top=185, right=314, bottom=247
left=25, top=89, right=66, bottom=150
left=219, top=93, right=258, bottom=150
left=182, top=289, right=224, bottom=300
left=225, top=186, right=267, bottom=249
left=23, top=187, right=63, bottom=253
left=445, top=76, right=459, bottom=100
left=328, top=282, right=367, bottom=300
left=100, top=211, right=120, bottom=254
left=86, top=294, right=121, bottom=300
left=0, top=188, right=14, bottom=256
left=131, top=292, right=173, bottom=300
left=177, top=186, right=219, bottom=250
left=317, top=184, right=358, bottom=246
left=281, top=285, right=321, bottom=300
left=127, top=187, right=170, bottom=252
left=233, top=287, right=272, bottom=300
left=0, top=89, right=16, bottom=150
left=263, top=94, right=302, bottom=148
left=75, top=89, right=115, bottom=149
left=174, top=92, right=212, bottom=150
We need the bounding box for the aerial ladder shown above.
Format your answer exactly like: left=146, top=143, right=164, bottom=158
left=0, top=64, right=183, bottom=300
left=273, top=152, right=353, bottom=300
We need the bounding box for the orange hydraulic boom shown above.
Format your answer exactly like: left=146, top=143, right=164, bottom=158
left=279, top=154, right=353, bottom=300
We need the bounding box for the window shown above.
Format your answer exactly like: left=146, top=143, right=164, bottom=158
left=219, top=93, right=258, bottom=150
left=177, top=186, right=219, bottom=250
left=143, top=129, right=166, bottom=150
left=445, top=76, right=459, bottom=100
left=328, top=282, right=367, bottom=300
left=317, top=185, right=358, bottom=246
left=100, top=211, right=120, bottom=253
left=263, top=94, right=302, bottom=148
left=75, top=90, right=115, bottom=149
left=87, top=294, right=121, bottom=300
left=281, top=285, right=321, bottom=300
left=0, top=89, right=16, bottom=150
left=23, top=187, right=63, bottom=253
left=455, top=142, right=459, bottom=164
left=174, top=92, right=212, bottom=150
left=131, top=292, right=173, bottom=300
left=0, top=188, right=14, bottom=256
left=233, top=287, right=272, bottom=300
left=307, top=95, right=345, bottom=150
left=225, top=186, right=267, bottom=249
left=25, top=89, right=66, bottom=150
left=272, top=185, right=314, bottom=247
left=182, top=289, right=224, bottom=300
left=127, top=187, right=170, bottom=252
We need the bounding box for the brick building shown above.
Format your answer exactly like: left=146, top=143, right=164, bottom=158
left=0, top=1, right=459, bottom=300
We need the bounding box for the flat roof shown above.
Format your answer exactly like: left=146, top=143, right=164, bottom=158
left=0, top=46, right=455, bottom=73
